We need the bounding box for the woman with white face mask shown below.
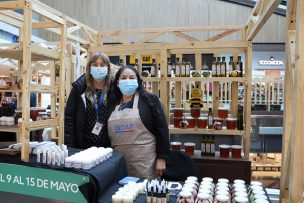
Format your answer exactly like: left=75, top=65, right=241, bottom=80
left=107, top=65, right=170, bottom=178
left=65, top=52, right=112, bottom=149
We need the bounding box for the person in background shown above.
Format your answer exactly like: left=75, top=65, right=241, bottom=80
left=65, top=52, right=112, bottom=149
left=107, top=65, right=170, bottom=178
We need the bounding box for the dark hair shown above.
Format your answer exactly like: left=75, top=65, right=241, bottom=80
left=111, top=65, right=163, bottom=120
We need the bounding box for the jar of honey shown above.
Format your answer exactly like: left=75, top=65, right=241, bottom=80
left=184, top=142, right=195, bottom=156
left=190, top=108, right=201, bottom=118
left=186, top=116, right=196, bottom=128
left=174, top=108, right=184, bottom=118
left=173, top=117, right=182, bottom=128
left=30, top=107, right=46, bottom=121
left=218, top=107, right=229, bottom=119
left=227, top=118, right=237, bottom=130
left=198, top=117, right=207, bottom=129
left=171, top=142, right=182, bottom=151
left=219, top=145, right=230, bottom=158
left=231, top=145, right=242, bottom=158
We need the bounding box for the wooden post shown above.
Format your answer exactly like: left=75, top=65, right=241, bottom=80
left=65, top=43, right=73, bottom=101
left=244, top=42, right=252, bottom=159
left=50, top=62, right=57, bottom=139
left=58, top=20, right=67, bottom=145
left=213, top=54, right=220, bottom=117
left=152, top=53, right=159, bottom=95
left=159, top=50, right=169, bottom=122
left=21, top=0, right=32, bottom=162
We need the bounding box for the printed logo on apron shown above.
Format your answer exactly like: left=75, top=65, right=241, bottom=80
left=114, top=123, right=134, bottom=135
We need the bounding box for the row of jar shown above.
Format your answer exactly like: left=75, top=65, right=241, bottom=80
left=177, top=177, right=268, bottom=203
left=173, top=116, right=238, bottom=130
left=174, top=107, right=231, bottom=119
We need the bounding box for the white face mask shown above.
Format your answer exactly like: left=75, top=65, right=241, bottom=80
left=90, top=66, right=108, bottom=81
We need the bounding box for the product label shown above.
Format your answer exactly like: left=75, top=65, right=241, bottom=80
left=236, top=64, right=240, bottom=71
left=181, top=65, right=186, bottom=76
left=216, top=65, right=221, bottom=76
left=175, top=66, right=180, bottom=76
left=186, top=65, right=190, bottom=77
left=228, top=64, right=232, bottom=73
left=206, top=144, right=211, bottom=154
left=211, top=143, right=215, bottom=154
left=201, top=143, right=206, bottom=153
left=221, top=64, right=226, bottom=76
left=151, top=66, right=155, bottom=76
left=212, top=64, right=216, bottom=75
left=168, top=65, right=171, bottom=75
left=208, top=116, right=213, bottom=125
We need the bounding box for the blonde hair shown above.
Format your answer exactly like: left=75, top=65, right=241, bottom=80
left=85, top=52, right=111, bottom=106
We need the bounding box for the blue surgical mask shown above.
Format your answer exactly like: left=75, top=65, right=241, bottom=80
left=118, top=79, right=138, bottom=95
left=90, top=66, right=108, bottom=81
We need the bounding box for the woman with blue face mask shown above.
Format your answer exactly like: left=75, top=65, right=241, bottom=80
left=107, top=65, right=170, bottom=178
left=64, top=52, right=112, bottom=149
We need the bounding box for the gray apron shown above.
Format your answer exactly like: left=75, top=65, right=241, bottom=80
left=108, top=94, right=156, bottom=178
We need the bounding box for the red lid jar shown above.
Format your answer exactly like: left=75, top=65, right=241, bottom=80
left=173, top=108, right=184, bottom=118
left=173, top=117, right=182, bottom=128
left=186, top=116, right=196, bottom=128
left=184, top=142, right=195, bottom=156
left=218, top=107, right=229, bottom=119
left=198, top=117, right=207, bottom=129
left=231, top=145, right=242, bottom=158
left=219, top=145, right=230, bottom=158
left=227, top=118, right=238, bottom=130
left=190, top=108, right=201, bottom=118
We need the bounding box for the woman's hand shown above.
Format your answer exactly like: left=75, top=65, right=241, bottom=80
left=156, top=158, right=166, bottom=177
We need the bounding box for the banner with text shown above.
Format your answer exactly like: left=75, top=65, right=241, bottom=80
left=0, top=163, right=90, bottom=203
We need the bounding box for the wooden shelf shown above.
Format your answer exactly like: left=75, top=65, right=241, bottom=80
left=0, top=125, right=21, bottom=133
left=169, top=125, right=244, bottom=136
left=0, top=85, right=21, bottom=93
left=167, top=77, right=246, bottom=83
left=142, top=77, right=161, bottom=82
left=0, top=45, right=59, bottom=61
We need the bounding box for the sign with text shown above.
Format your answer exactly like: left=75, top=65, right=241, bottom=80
left=0, top=163, right=90, bottom=203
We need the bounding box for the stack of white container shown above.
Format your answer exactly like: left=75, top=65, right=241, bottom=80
left=64, top=147, right=113, bottom=170
left=112, top=182, right=146, bottom=203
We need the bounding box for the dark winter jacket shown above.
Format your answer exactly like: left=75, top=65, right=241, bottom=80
left=64, top=74, right=111, bottom=149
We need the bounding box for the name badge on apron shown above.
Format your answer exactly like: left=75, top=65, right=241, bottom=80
left=92, top=122, right=103, bottom=135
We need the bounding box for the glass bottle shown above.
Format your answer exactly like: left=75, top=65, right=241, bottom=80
left=216, top=57, right=221, bottom=77
left=228, top=56, right=234, bottom=77
left=236, top=56, right=243, bottom=77
left=210, top=135, right=215, bottom=156
left=167, top=58, right=172, bottom=77
left=151, top=59, right=157, bottom=77
left=205, top=135, right=211, bottom=156
left=201, top=135, right=206, bottom=156
left=175, top=57, right=181, bottom=77
left=212, top=57, right=217, bottom=77
left=208, top=108, right=213, bottom=129
left=181, top=58, right=186, bottom=77
left=186, top=59, right=191, bottom=77
left=221, top=57, right=226, bottom=77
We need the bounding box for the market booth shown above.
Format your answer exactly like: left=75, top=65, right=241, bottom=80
left=0, top=0, right=303, bottom=202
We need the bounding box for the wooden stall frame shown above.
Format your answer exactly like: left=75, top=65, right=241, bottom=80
left=0, top=0, right=98, bottom=161
left=89, top=25, right=253, bottom=158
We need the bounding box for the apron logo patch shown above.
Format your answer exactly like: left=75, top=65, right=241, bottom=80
left=114, top=123, right=134, bottom=134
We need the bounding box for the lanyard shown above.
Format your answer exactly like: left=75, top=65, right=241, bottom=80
left=94, top=91, right=104, bottom=122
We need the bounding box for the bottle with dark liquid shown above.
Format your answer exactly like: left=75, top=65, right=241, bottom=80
left=167, top=58, right=172, bottom=77
left=208, top=108, right=213, bottom=129
left=205, top=135, right=211, bottom=156
left=236, top=56, right=243, bottom=77
left=237, top=105, right=244, bottom=130
left=210, top=135, right=215, bottom=156
left=216, top=57, right=221, bottom=77
left=228, top=56, right=235, bottom=77
left=212, top=57, right=217, bottom=77
left=221, top=57, right=226, bottom=77
left=175, top=57, right=181, bottom=77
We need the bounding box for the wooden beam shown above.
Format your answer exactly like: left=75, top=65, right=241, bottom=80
left=206, top=29, right=240, bottom=41
left=90, top=40, right=249, bottom=53
left=171, top=31, right=198, bottom=41
left=30, top=84, right=58, bottom=93
left=31, top=1, right=64, bottom=25
left=32, top=21, right=61, bottom=29
left=31, top=44, right=60, bottom=60
left=58, top=21, right=67, bottom=145
left=135, top=31, right=166, bottom=44
left=29, top=118, right=58, bottom=130
left=246, top=0, right=281, bottom=41
left=103, top=25, right=245, bottom=36
left=0, top=0, right=23, bottom=10
left=102, top=33, right=130, bottom=45
left=21, top=0, right=32, bottom=162
left=0, top=12, right=22, bottom=27
left=81, top=27, right=95, bottom=43
left=67, top=25, right=80, bottom=34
